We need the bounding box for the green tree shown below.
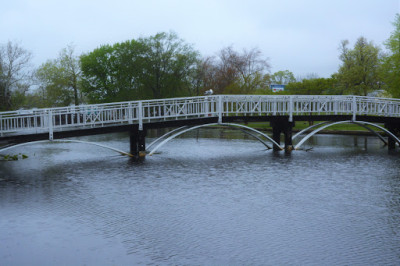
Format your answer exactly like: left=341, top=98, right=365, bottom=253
left=35, top=45, right=82, bottom=107
left=60, top=45, right=82, bottom=105
left=80, top=32, right=199, bottom=103
left=271, top=70, right=295, bottom=85
left=36, top=60, right=72, bottom=106
left=138, top=32, right=200, bottom=98
left=0, top=41, right=32, bottom=111
left=381, top=14, right=400, bottom=98
left=80, top=42, right=144, bottom=103
left=285, top=77, right=338, bottom=95
left=337, top=37, right=381, bottom=96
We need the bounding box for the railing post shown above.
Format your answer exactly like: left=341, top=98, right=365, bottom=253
left=334, top=99, right=338, bottom=115
left=352, top=96, right=357, bottom=121
left=48, top=110, right=54, bottom=140
left=218, top=95, right=223, bottom=124
left=205, top=97, right=209, bottom=117
left=138, top=101, right=143, bottom=130
left=0, top=115, right=5, bottom=136
left=128, top=102, right=133, bottom=124
left=289, top=96, right=293, bottom=122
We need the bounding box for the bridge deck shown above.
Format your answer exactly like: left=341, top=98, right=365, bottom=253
left=1, top=95, right=400, bottom=143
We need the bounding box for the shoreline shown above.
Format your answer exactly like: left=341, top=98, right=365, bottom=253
left=254, top=128, right=385, bottom=137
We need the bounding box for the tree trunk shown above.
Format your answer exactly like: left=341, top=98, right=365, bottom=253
left=72, top=74, right=79, bottom=106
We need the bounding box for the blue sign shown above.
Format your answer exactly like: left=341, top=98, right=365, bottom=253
left=271, top=84, right=286, bottom=92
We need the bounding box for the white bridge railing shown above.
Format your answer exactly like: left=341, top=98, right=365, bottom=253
left=1, top=95, right=400, bottom=139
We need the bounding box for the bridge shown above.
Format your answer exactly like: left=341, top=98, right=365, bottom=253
left=1, top=95, right=400, bottom=158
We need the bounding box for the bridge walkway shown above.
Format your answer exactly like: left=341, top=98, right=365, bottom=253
left=1, top=95, right=400, bottom=157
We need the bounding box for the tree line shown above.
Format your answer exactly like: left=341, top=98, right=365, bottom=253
left=1, top=14, right=399, bottom=111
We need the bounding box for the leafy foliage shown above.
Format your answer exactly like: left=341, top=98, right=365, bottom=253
left=138, top=32, right=200, bottom=99
left=35, top=45, right=82, bottom=107
left=1, top=153, right=28, bottom=161
left=271, top=70, right=295, bottom=85
left=80, top=32, right=199, bottom=103
left=336, top=37, right=381, bottom=96
left=285, top=77, right=338, bottom=95
left=381, top=14, right=400, bottom=98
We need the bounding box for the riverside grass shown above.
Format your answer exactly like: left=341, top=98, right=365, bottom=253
left=246, top=121, right=384, bottom=133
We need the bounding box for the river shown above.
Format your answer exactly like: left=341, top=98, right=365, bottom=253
left=1, top=129, right=400, bottom=265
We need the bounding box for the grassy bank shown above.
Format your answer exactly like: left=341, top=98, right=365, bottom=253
left=245, top=121, right=385, bottom=135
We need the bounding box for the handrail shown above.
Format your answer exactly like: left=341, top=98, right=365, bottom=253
left=1, top=95, right=400, bottom=139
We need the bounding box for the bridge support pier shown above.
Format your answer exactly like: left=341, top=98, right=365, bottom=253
left=130, top=126, right=146, bottom=159
left=385, top=121, right=400, bottom=150
left=270, top=118, right=295, bottom=152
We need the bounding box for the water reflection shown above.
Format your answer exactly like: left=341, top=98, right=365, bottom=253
left=1, top=130, right=400, bottom=265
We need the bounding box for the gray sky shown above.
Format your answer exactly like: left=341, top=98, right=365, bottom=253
left=1, top=0, right=399, bottom=78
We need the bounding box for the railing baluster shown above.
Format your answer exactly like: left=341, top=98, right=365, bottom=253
left=352, top=96, right=357, bottom=121
left=289, top=96, right=293, bottom=122
left=138, top=101, right=143, bottom=130
left=1, top=95, right=400, bottom=137
left=48, top=111, right=53, bottom=140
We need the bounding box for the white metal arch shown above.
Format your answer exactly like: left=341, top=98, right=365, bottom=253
left=352, top=122, right=388, bottom=145
left=235, top=128, right=272, bottom=150
left=0, top=139, right=134, bottom=157
left=148, top=122, right=283, bottom=156
left=294, top=120, right=400, bottom=150
left=147, top=126, right=189, bottom=150
left=292, top=121, right=331, bottom=140
left=293, top=121, right=388, bottom=145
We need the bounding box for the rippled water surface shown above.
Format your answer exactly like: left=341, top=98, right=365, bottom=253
left=1, top=130, right=400, bottom=265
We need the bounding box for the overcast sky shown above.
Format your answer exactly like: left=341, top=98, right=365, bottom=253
left=1, top=0, right=399, bottom=78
